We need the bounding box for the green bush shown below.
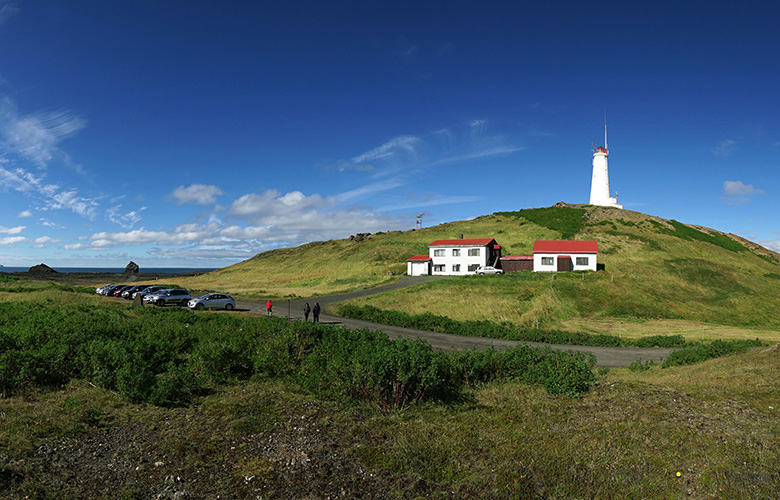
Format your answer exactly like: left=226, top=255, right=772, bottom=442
left=661, top=339, right=763, bottom=368
left=0, top=300, right=598, bottom=408
left=337, top=303, right=677, bottom=349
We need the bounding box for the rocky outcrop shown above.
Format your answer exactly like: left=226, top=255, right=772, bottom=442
left=125, top=261, right=140, bottom=274
left=349, top=233, right=371, bottom=242
left=29, top=263, right=58, bottom=274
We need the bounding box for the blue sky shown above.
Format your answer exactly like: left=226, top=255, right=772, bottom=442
left=1, top=0, right=778, bottom=268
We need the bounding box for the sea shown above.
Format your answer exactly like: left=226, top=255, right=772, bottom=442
left=0, top=266, right=217, bottom=274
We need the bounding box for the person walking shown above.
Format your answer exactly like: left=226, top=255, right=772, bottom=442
left=312, top=302, right=320, bottom=323
left=266, top=299, right=273, bottom=316
left=303, top=302, right=311, bottom=321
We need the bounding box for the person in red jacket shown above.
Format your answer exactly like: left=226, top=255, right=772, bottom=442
left=266, top=299, right=273, bottom=316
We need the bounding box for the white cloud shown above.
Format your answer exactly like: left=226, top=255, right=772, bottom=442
left=721, top=180, right=765, bottom=205
left=18, top=209, right=32, bottom=217
left=0, top=236, right=25, bottom=245
left=170, top=184, right=224, bottom=205
left=0, top=225, right=24, bottom=234
left=33, top=236, right=60, bottom=248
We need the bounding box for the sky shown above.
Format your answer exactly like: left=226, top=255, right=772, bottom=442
left=1, top=0, right=779, bottom=268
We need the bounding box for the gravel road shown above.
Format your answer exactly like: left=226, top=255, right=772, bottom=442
left=236, top=276, right=675, bottom=368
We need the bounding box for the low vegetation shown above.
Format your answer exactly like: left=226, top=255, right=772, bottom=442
left=2, top=267, right=780, bottom=497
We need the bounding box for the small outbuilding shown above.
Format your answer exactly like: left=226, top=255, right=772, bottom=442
left=532, top=240, right=598, bottom=272
left=407, top=255, right=432, bottom=276
left=499, top=255, right=533, bottom=272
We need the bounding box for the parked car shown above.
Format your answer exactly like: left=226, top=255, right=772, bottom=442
left=96, top=284, right=112, bottom=295
left=121, top=285, right=150, bottom=299
left=188, top=293, right=236, bottom=311
left=100, top=284, right=123, bottom=296
left=133, top=285, right=169, bottom=300
left=475, top=266, right=504, bottom=275
left=143, top=288, right=191, bottom=306
left=112, top=285, right=133, bottom=297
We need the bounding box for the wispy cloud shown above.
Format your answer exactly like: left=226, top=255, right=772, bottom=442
left=0, top=93, right=98, bottom=219
left=0, top=1, right=18, bottom=27
left=720, top=180, right=765, bottom=205
left=0, top=97, right=85, bottom=169
left=106, top=205, right=145, bottom=229
left=169, top=184, right=224, bottom=205
left=712, top=139, right=736, bottom=157
left=352, top=135, right=422, bottom=165
left=335, top=179, right=405, bottom=204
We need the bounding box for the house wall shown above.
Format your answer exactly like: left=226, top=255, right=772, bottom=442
left=429, top=245, right=490, bottom=275
left=407, top=260, right=430, bottom=276
left=533, top=253, right=597, bottom=272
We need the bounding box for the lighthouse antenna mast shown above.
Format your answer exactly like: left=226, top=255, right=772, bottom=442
left=604, top=111, right=608, bottom=150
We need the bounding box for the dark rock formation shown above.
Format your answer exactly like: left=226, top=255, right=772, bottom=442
left=349, top=233, right=371, bottom=242
left=29, top=263, right=58, bottom=274
left=125, top=261, right=140, bottom=274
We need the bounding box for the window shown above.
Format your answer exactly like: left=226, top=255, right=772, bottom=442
left=576, top=257, right=589, bottom=266
left=433, top=264, right=446, bottom=272
left=468, top=264, right=480, bottom=272
left=434, top=249, right=445, bottom=257
left=541, top=257, right=554, bottom=266
left=452, top=264, right=461, bottom=272
left=452, top=249, right=461, bottom=257
left=468, top=248, right=480, bottom=256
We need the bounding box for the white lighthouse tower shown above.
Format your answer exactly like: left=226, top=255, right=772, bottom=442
left=589, top=121, right=622, bottom=208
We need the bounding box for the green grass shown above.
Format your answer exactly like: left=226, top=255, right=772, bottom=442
left=2, top=275, right=780, bottom=498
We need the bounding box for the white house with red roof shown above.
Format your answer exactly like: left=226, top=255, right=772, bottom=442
left=406, top=254, right=432, bottom=276
left=422, top=237, right=501, bottom=276
left=532, top=240, right=598, bottom=272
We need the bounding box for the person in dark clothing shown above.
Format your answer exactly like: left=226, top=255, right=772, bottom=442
left=312, top=302, right=320, bottom=323
left=303, top=303, right=311, bottom=321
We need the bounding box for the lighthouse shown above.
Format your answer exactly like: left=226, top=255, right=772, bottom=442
left=589, top=122, right=622, bottom=209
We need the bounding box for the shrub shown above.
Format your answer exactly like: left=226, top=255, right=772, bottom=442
left=661, top=339, right=764, bottom=368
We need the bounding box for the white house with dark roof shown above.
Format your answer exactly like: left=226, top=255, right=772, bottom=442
left=532, top=240, right=598, bottom=272
left=425, top=237, right=501, bottom=276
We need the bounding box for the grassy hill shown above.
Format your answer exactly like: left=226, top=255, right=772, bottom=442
left=178, top=204, right=780, bottom=340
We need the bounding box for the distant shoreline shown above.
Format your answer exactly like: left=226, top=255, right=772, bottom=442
left=0, top=269, right=212, bottom=287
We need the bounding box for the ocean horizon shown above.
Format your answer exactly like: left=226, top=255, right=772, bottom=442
left=0, top=266, right=217, bottom=274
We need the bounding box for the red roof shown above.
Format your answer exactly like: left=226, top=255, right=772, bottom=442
left=407, top=255, right=432, bottom=262
left=500, top=255, right=533, bottom=261
left=429, top=238, right=496, bottom=247
left=532, top=240, right=598, bottom=254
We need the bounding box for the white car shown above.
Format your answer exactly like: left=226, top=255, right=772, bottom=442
left=188, top=293, right=236, bottom=311
left=476, top=266, right=504, bottom=275
left=143, top=288, right=191, bottom=306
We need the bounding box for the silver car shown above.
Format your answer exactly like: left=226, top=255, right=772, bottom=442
left=188, top=293, right=235, bottom=311
left=143, top=288, right=191, bottom=306
left=476, top=266, right=504, bottom=275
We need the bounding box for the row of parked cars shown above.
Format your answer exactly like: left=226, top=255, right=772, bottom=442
left=95, top=284, right=236, bottom=310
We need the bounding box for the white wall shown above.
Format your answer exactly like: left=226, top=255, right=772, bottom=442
left=429, top=245, right=490, bottom=275
left=533, top=253, right=597, bottom=272
left=407, top=261, right=430, bottom=276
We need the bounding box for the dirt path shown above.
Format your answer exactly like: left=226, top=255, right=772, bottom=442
left=236, top=276, right=675, bottom=368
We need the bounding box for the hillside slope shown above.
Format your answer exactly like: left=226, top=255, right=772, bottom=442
left=179, top=205, right=780, bottom=337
